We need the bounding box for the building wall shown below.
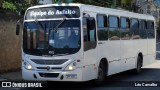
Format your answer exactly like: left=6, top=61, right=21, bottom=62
left=0, top=13, right=22, bottom=72
left=135, top=0, right=159, bottom=26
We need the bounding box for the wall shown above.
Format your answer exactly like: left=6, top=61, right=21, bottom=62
left=0, top=13, right=22, bottom=72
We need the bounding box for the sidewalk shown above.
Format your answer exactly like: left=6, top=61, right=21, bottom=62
left=0, top=60, right=160, bottom=81
left=143, top=60, right=160, bottom=68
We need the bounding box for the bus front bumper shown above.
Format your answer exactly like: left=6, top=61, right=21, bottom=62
left=22, top=67, right=83, bottom=82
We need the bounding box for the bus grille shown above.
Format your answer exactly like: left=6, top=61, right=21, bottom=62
left=37, top=67, right=62, bottom=70
left=39, top=73, right=59, bottom=78
left=31, top=59, right=68, bottom=65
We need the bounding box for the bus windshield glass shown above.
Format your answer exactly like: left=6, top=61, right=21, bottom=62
left=23, top=19, right=81, bottom=56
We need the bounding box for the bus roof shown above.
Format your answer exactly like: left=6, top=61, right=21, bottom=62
left=27, top=3, right=155, bottom=21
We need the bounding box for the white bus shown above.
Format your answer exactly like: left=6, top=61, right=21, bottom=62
left=16, top=3, right=156, bottom=83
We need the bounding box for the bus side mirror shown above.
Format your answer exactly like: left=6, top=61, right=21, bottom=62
left=16, top=24, right=20, bottom=35
left=16, top=19, right=23, bottom=35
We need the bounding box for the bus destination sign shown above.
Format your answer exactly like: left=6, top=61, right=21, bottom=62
left=25, top=6, right=80, bottom=20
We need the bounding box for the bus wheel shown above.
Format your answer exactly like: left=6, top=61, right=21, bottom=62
left=95, top=62, right=106, bottom=84
left=134, top=56, right=142, bottom=74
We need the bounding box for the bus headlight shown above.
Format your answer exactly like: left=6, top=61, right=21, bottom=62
left=23, top=61, right=33, bottom=70
left=64, top=61, right=77, bottom=71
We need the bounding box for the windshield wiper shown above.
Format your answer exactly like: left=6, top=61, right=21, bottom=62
left=53, top=19, right=66, bottom=33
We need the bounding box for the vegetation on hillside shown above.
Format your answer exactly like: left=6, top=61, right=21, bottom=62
left=0, top=0, right=133, bottom=14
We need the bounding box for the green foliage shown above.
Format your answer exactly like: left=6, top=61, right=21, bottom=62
left=2, top=0, right=29, bottom=12
left=1, top=0, right=132, bottom=12
left=2, top=1, right=16, bottom=11
left=53, top=0, right=111, bottom=7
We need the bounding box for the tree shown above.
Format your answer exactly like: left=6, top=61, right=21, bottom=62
left=0, top=0, right=3, bottom=8
left=2, top=0, right=29, bottom=13
left=28, top=0, right=39, bottom=6
left=52, top=0, right=111, bottom=7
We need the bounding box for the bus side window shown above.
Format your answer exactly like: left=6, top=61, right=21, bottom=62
left=83, top=18, right=88, bottom=42
left=139, top=20, right=147, bottom=39
left=120, top=17, right=130, bottom=40
left=108, top=16, right=120, bottom=40
left=83, top=17, right=96, bottom=42
left=131, top=19, right=140, bottom=39
left=83, top=17, right=97, bottom=51
left=97, top=14, right=108, bottom=40
left=147, top=21, right=155, bottom=39
left=88, top=18, right=96, bottom=41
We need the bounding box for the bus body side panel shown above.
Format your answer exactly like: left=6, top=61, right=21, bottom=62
left=120, top=40, right=136, bottom=72
left=81, top=62, right=97, bottom=81
left=97, top=41, right=109, bottom=74
left=143, top=39, right=156, bottom=66
left=148, top=39, right=156, bottom=55
left=138, top=39, right=148, bottom=56
left=138, top=39, right=148, bottom=66
left=107, top=41, right=121, bottom=75
left=82, top=49, right=98, bottom=81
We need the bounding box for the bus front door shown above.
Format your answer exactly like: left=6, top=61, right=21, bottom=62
left=82, top=17, right=97, bottom=80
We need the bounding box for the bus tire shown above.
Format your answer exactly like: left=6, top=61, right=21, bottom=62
left=95, top=62, right=106, bottom=84
left=134, top=56, right=142, bottom=74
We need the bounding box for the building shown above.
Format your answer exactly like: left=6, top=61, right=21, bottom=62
left=135, top=0, right=160, bottom=27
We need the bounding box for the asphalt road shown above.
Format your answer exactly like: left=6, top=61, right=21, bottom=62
left=1, top=60, right=160, bottom=90
left=0, top=37, right=159, bottom=90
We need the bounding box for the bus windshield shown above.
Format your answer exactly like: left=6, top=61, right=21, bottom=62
left=23, top=19, right=81, bottom=56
